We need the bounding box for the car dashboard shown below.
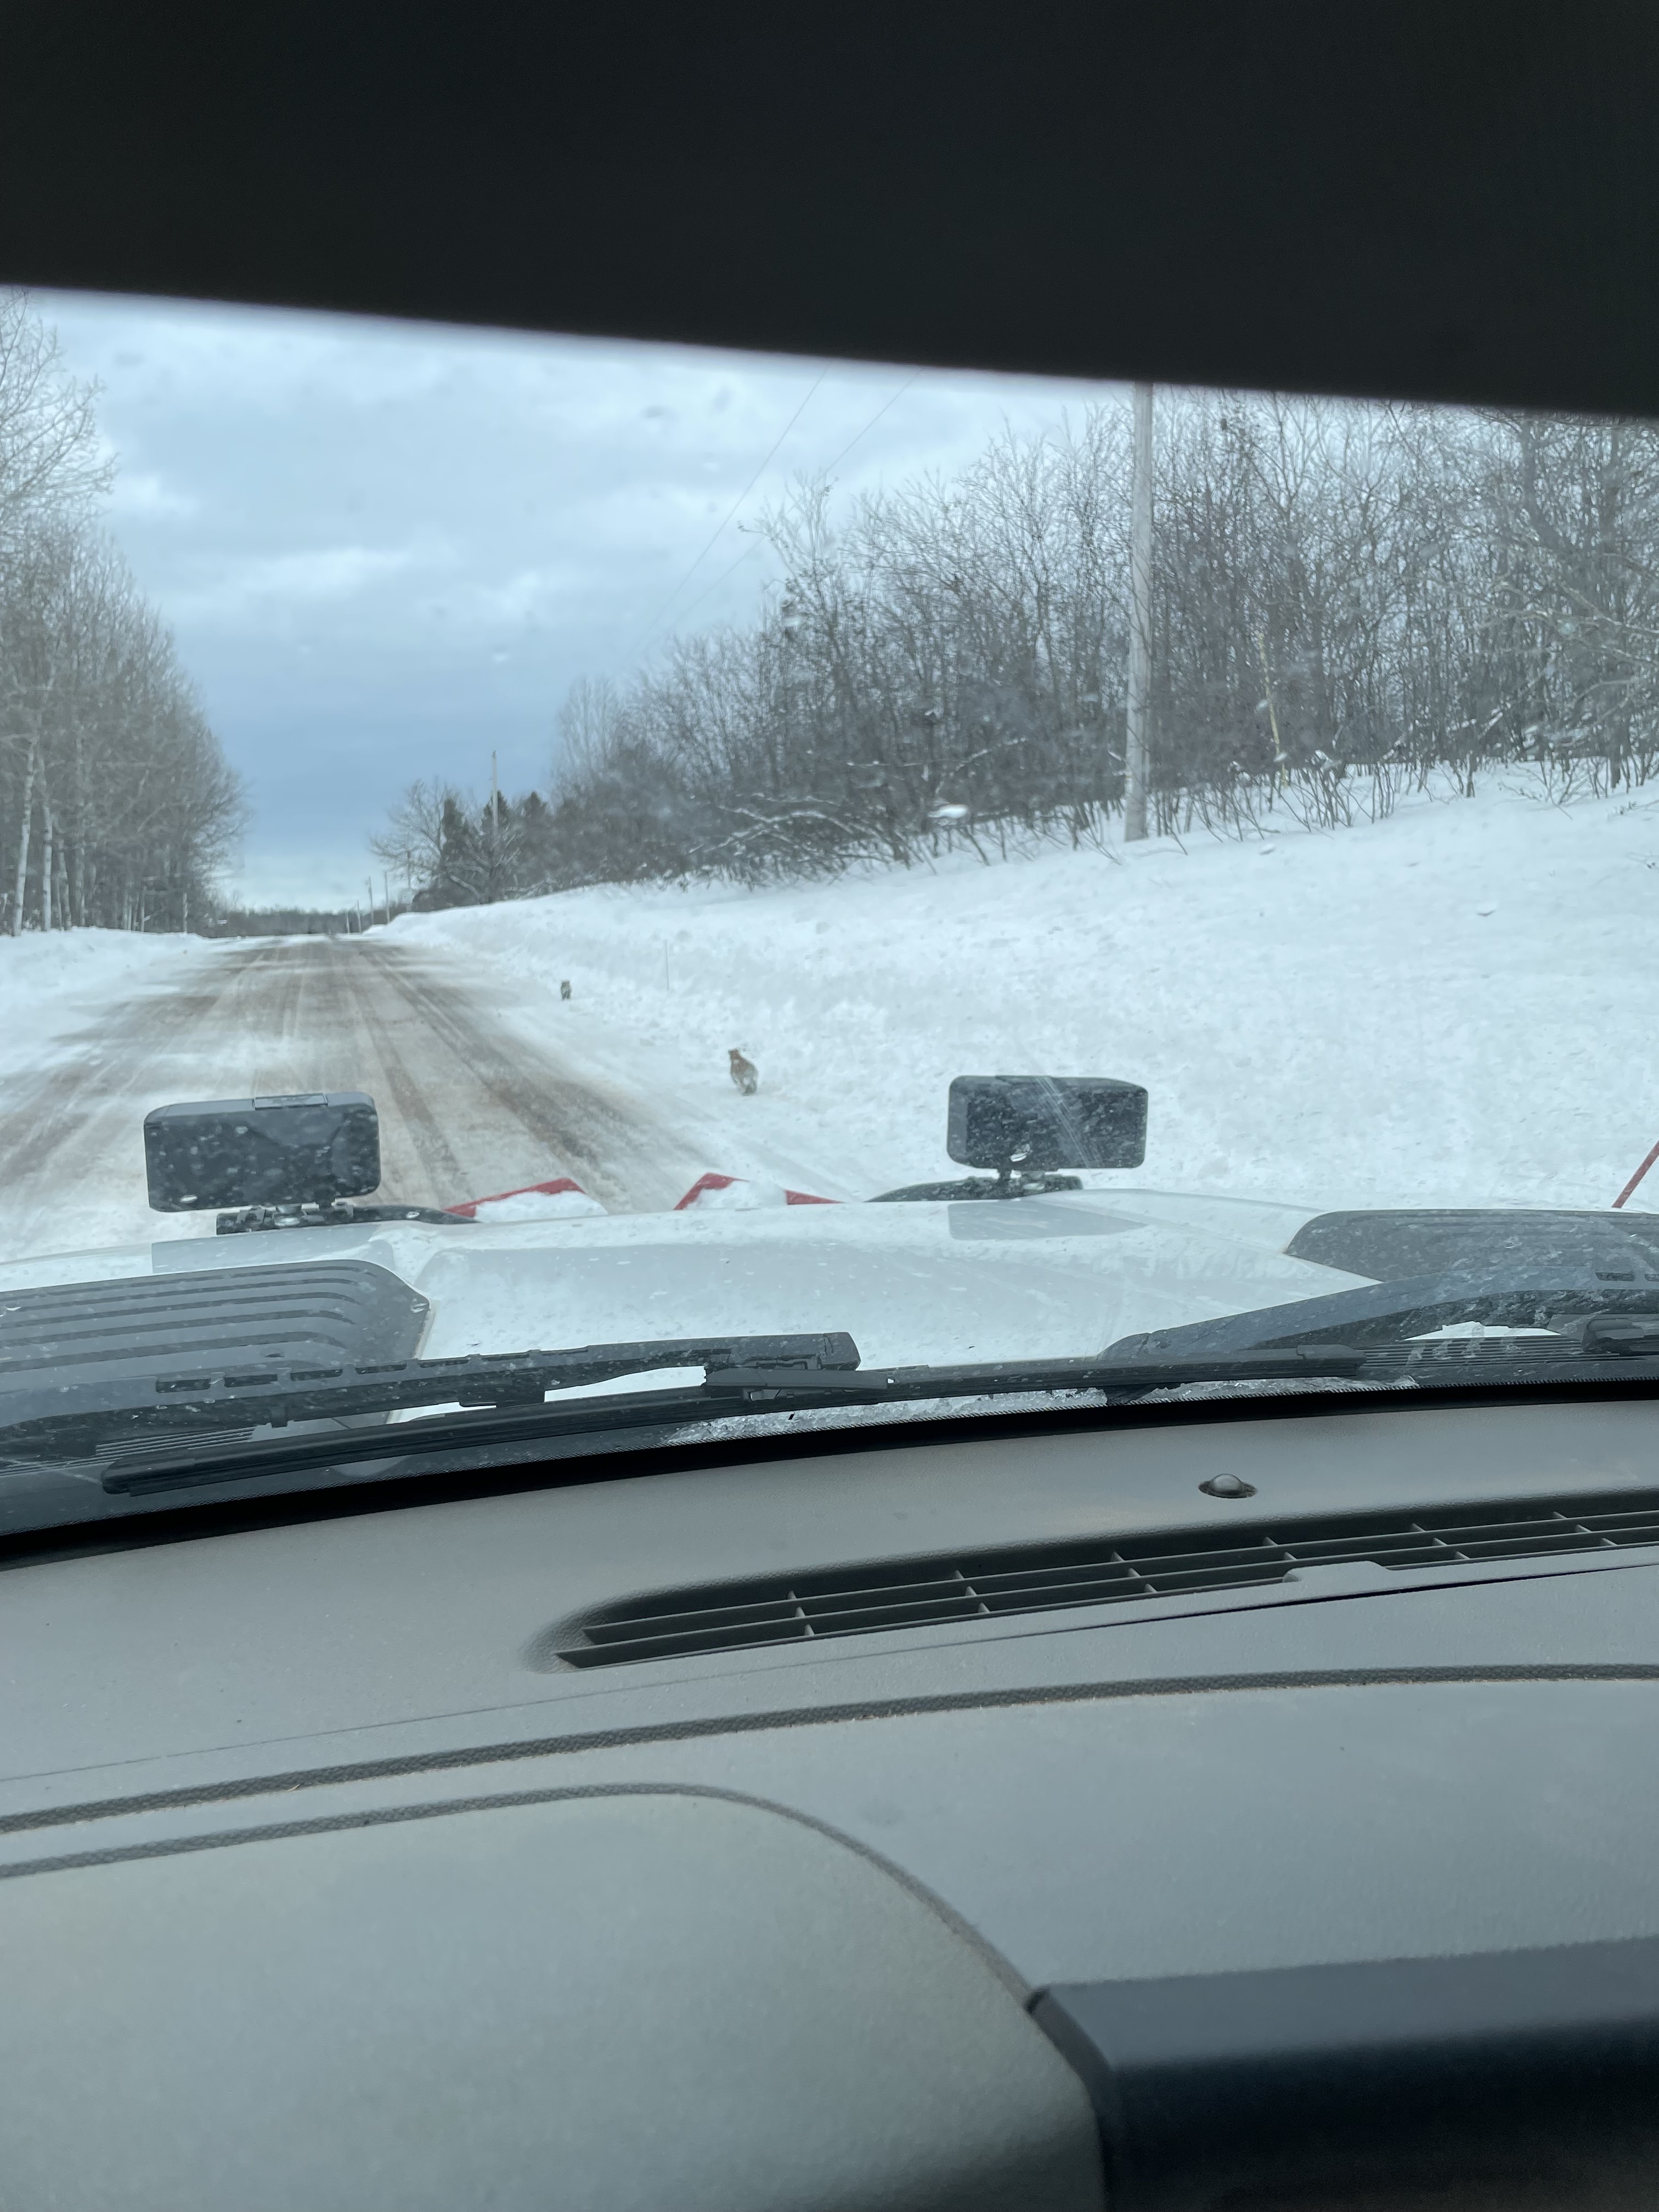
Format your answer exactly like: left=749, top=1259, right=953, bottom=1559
left=5, top=1392, right=1659, bottom=2208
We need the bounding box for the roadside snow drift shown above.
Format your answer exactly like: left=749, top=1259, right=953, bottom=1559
left=0, top=930, right=206, bottom=1087
left=387, top=782, right=1659, bottom=1215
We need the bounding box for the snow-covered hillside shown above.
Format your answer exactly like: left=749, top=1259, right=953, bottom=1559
left=389, top=782, right=1659, bottom=1215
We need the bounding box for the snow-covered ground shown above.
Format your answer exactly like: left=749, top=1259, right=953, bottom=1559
left=0, top=929, right=207, bottom=1086
left=387, top=780, right=1659, bottom=1215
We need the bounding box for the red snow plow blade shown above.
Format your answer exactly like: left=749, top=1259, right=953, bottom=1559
left=675, top=1172, right=837, bottom=1211
left=446, top=1177, right=604, bottom=1218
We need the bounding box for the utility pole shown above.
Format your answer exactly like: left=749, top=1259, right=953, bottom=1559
left=365, top=877, right=377, bottom=927
left=1124, top=382, right=1155, bottom=842
left=489, top=749, right=502, bottom=904
left=1256, top=630, right=1286, bottom=795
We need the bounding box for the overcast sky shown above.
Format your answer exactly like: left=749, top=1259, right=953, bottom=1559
left=38, top=290, right=1121, bottom=907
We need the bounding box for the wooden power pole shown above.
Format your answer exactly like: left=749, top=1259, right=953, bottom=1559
left=1124, top=382, right=1154, bottom=842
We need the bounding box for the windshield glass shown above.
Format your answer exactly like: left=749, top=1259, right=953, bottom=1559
left=4, top=285, right=1657, bottom=1537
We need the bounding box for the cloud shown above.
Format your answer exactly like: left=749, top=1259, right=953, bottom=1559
left=108, top=468, right=198, bottom=519
left=170, top=540, right=438, bottom=624
left=36, top=287, right=1121, bottom=901
left=460, top=565, right=582, bottom=627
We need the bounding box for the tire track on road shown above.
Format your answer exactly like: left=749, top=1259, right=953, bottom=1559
left=0, top=934, right=691, bottom=1260
left=335, top=955, right=471, bottom=1204
left=360, top=942, right=689, bottom=1211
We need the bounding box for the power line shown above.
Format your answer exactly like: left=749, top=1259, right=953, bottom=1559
left=814, top=375, right=917, bottom=479
left=633, top=370, right=826, bottom=654
left=671, top=540, right=764, bottom=631
left=644, top=375, right=919, bottom=644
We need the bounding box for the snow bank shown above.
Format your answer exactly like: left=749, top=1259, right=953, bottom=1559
left=389, top=781, right=1659, bottom=1215
left=0, top=929, right=207, bottom=1084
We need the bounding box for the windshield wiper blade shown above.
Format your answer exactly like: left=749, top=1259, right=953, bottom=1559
left=0, top=1331, right=859, bottom=1468
left=88, top=1345, right=1370, bottom=1496
left=1580, top=1314, right=1659, bottom=1355
left=1362, top=1333, right=1659, bottom=1379
left=702, top=1347, right=1369, bottom=1397
left=92, top=1324, right=1659, bottom=1502
left=1108, top=1271, right=1659, bottom=1360
left=94, top=1327, right=1659, bottom=1504
left=45, top=1330, right=1659, bottom=1503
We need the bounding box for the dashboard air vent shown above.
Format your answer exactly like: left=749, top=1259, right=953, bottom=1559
left=558, top=1489, right=1659, bottom=1666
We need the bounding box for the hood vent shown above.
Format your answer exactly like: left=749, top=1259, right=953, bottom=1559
left=1284, top=1209, right=1659, bottom=1283
left=0, top=1261, right=430, bottom=1389
left=557, top=1489, right=1659, bottom=1667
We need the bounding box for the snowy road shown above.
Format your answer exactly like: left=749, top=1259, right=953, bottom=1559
left=0, top=935, right=702, bottom=1261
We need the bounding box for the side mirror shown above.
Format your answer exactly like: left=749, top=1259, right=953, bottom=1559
left=947, top=1076, right=1147, bottom=1176
left=144, top=1093, right=381, bottom=1212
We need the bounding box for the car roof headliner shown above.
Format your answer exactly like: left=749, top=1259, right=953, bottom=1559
left=1, top=0, right=1652, bottom=419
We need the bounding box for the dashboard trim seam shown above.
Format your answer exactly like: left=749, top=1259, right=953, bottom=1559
left=5, top=1661, right=1659, bottom=1847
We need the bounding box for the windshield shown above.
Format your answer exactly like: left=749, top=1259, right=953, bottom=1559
left=4, top=285, right=1658, bottom=1538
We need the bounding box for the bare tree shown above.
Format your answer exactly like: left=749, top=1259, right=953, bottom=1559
left=0, top=292, right=110, bottom=555
left=370, top=780, right=455, bottom=893
left=0, top=292, right=241, bottom=934
left=383, top=391, right=1659, bottom=900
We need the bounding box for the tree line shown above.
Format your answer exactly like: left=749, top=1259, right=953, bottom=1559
left=1, top=292, right=242, bottom=935
left=380, top=390, right=1659, bottom=902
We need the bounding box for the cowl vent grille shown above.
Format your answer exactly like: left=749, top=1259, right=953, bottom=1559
left=557, top=1489, right=1659, bottom=1667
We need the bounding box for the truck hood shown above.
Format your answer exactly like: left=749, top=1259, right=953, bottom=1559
left=0, top=1186, right=1372, bottom=1367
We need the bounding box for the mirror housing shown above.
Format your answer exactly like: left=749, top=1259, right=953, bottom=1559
left=946, top=1075, right=1147, bottom=1175
left=144, top=1093, right=381, bottom=1212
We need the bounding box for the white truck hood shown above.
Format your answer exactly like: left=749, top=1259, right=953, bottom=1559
left=0, top=1186, right=1372, bottom=1368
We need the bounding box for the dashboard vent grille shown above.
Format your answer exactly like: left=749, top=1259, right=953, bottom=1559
left=560, top=1489, right=1659, bottom=1666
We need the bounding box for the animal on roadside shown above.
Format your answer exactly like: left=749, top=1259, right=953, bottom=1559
left=560, top=979, right=572, bottom=1001
left=729, top=1048, right=759, bottom=1095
